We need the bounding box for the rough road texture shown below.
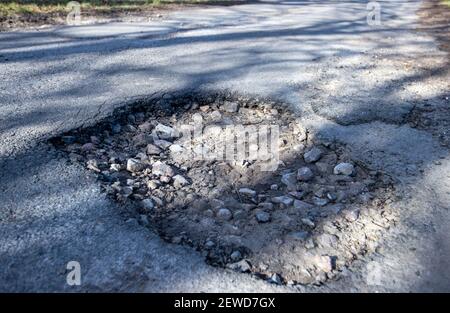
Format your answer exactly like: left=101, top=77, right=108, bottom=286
left=0, top=0, right=449, bottom=292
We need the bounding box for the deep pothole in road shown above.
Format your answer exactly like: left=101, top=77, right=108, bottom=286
left=52, top=91, right=397, bottom=286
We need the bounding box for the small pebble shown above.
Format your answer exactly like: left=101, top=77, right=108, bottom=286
left=297, top=167, right=314, bottom=181
left=343, top=209, right=359, bottom=222
left=227, top=259, right=252, bottom=272
left=239, top=188, right=257, bottom=198
left=222, top=101, right=239, bottom=113
left=217, top=208, right=233, bottom=221
left=141, top=199, right=154, bottom=210
left=304, top=147, right=323, bottom=163
left=127, top=158, right=144, bottom=172
left=152, top=161, right=174, bottom=177
left=154, top=123, right=179, bottom=140
left=269, top=273, right=282, bottom=285
left=256, top=211, right=271, bottom=223
left=301, top=218, right=315, bottom=227
left=110, top=163, right=122, bottom=172
left=333, top=162, right=355, bottom=176
left=272, top=195, right=294, bottom=206
left=230, top=250, right=242, bottom=262
left=173, top=174, right=189, bottom=188
left=146, top=144, right=162, bottom=155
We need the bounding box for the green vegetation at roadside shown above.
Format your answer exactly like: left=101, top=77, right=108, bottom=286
left=0, top=1, right=236, bottom=17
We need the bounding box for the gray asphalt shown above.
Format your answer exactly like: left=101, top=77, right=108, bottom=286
left=0, top=0, right=449, bottom=291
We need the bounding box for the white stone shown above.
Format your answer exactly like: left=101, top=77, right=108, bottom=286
left=126, top=158, right=144, bottom=172
left=110, top=163, right=122, bottom=171
left=153, top=123, right=179, bottom=140
left=333, top=162, right=355, bottom=176
left=210, top=110, right=222, bottom=121
left=301, top=218, right=315, bottom=227
left=269, top=273, right=282, bottom=284
left=239, top=188, right=256, bottom=198
left=173, top=174, right=189, bottom=188
left=313, top=255, right=333, bottom=273
left=343, top=209, right=359, bottom=222
left=152, top=161, right=174, bottom=177
left=169, top=144, right=184, bottom=153
left=271, top=196, right=294, bottom=206
left=227, top=259, right=252, bottom=272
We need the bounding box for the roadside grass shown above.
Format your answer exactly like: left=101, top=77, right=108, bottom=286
left=0, top=1, right=235, bottom=17
left=442, top=0, right=450, bottom=7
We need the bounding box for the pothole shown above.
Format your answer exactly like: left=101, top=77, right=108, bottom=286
left=52, top=91, right=397, bottom=286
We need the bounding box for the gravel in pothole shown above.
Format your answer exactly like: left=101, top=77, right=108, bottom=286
left=53, top=92, right=397, bottom=286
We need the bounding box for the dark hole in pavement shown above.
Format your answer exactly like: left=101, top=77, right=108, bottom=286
left=52, top=91, right=397, bottom=286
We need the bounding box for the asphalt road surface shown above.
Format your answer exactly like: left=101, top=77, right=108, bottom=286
left=0, top=0, right=449, bottom=291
